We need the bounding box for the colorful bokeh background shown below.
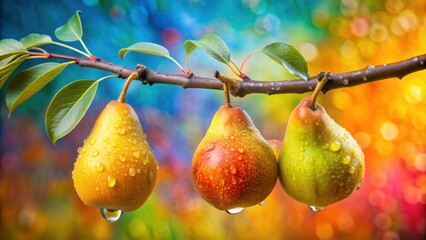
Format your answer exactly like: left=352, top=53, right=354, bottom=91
left=1, top=0, right=425, bottom=239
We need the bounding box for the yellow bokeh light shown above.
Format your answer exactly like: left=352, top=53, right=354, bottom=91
left=315, top=222, right=334, bottom=240
left=380, top=122, right=399, bottom=140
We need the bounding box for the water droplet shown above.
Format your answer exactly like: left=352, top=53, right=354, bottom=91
left=230, top=164, right=237, bottom=174
left=90, top=138, right=97, bottom=145
left=96, top=163, right=105, bottom=172
left=219, top=179, right=225, bottom=186
left=259, top=83, right=263, bottom=87
left=107, top=176, right=116, bottom=187
left=118, top=128, right=126, bottom=135
left=308, top=205, right=325, bottom=212
left=230, top=135, right=235, bottom=140
left=92, top=150, right=100, bottom=157
left=230, top=147, right=235, bottom=152
left=206, top=144, right=215, bottom=152
left=123, top=109, right=129, bottom=115
left=342, top=155, right=351, bottom=165
left=226, top=207, right=244, bottom=215
left=298, top=154, right=304, bottom=161
left=77, top=147, right=82, bottom=153
left=363, top=76, right=367, bottom=81
left=100, top=208, right=122, bottom=222
left=322, top=143, right=329, bottom=149
left=270, top=82, right=275, bottom=86
left=119, top=156, right=126, bottom=162
left=231, top=177, right=237, bottom=185
left=113, top=122, right=120, bottom=128
left=129, top=167, right=136, bottom=176
left=349, top=166, right=355, bottom=174
left=249, top=82, right=255, bottom=87
left=356, top=185, right=361, bottom=190
left=259, top=200, right=265, bottom=206
left=133, top=152, right=140, bottom=158
left=367, top=65, right=375, bottom=71
left=137, top=169, right=141, bottom=173
left=413, top=57, right=418, bottom=62
left=237, top=156, right=242, bottom=160
left=238, top=147, right=244, bottom=153
left=343, top=78, right=349, bottom=85
left=420, top=61, right=424, bottom=65
left=329, top=141, right=341, bottom=152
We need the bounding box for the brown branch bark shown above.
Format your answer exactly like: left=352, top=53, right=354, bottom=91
left=30, top=51, right=426, bottom=97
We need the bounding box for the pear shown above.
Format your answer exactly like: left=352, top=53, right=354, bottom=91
left=278, top=96, right=365, bottom=209
left=192, top=105, right=278, bottom=212
left=72, top=100, right=157, bottom=213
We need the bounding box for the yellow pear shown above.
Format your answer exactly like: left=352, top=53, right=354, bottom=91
left=72, top=100, right=157, bottom=213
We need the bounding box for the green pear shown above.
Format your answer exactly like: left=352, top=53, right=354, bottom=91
left=192, top=105, right=278, bottom=213
left=278, top=96, right=365, bottom=210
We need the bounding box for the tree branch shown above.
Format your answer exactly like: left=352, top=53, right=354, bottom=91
left=31, top=51, right=426, bottom=97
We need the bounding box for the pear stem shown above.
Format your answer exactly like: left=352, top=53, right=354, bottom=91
left=117, top=72, right=140, bottom=103
left=223, top=83, right=232, bottom=107
left=310, top=72, right=330, bottom=110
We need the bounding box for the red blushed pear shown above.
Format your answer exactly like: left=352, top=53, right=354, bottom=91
left=278, top=96, right=365, bottom=211
left=192, top=105, right=278, bottom=214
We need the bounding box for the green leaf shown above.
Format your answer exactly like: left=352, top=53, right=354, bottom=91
left=0, top=54, right=29, bottom=90
left=184, top=34, right=230, bottom=65
left=261, top=42, right=309, bottom=81
left=119, top=42, right=170, bottom=59
left=0, top=39, right=27, bottom=60
left=54, top=11, right=83, bottom=42
left=45, top=80, right=98, bottom=144
left=6, top=62, right=70, bottom=116
left=20, top=33, right=53, bottom=48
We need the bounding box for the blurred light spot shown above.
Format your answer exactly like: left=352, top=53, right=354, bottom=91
left=351, top=17, right=369, bottom=37
left=83, top=0, right=99, bottom=6
left=357, top=38, right=377, bottom=58
left=374, top=212, right=392, bottom=229
left=412, top=112, right=426, bottom=130
left=331, top=91, right=352, bottom=110
left=312, top=9, right=330, bottom=27
left=255, top=14, right=280, bottom=33
left=1, top=152, right=19, bottom=171
left=391, top=17, right=405, bottom=36
left=404, top=85, right=422, bottom=103
left=371, top=171, right=388, bottom=188
left=398, top=10, right=418, bottom=32
left=369, top=190, right=386, bottom=207
left=383, top=230, right=400, bottom=240
left=162, top=28, right=181, bottom=46
left=381, top=122, right=399, bottom=140
left=370, top=23, right=389, bottom=42
left=354, top=132, right=371, bottom=149
left=299, top=43, right=318, bottom=62
left=385, top=0, right=404, bottom=14
left=398, top=142, right=417, bottom=161
left=415, top=153, right=426, bottom=172
left=341, top=0, right=358, bottom=9
left=287, top=212, right=304, bottom=228
left=340, top=40, right=358, bottom=58
left=19, top=208, right=36, bottom=228
left=336, top=212, right=354, bottom=233
left=129, top=218, right=148, bottom=238
left=315, top=222, right=334, bottom=239
left=404, top=186, right=419, bottom=204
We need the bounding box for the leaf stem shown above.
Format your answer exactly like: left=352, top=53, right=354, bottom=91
left=240, top=49, right=262, bottom=73
left=96, top=74, right=117, bottom=83
left=310, top=72, right=330, bottom=110
left=77, top=38, right=93, bottom=56
left=166, top=56, right=187, bottom=75
left=51, top=41, right=90, bottom=58
left=117, top=72, right=139, bottom=103
left=230, top=59, right=243, bottom=76
left=185, top=55, right=191, bottom=74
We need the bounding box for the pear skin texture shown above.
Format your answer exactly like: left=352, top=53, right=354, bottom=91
left=278, top=96, right=365, bottom=207
left=192, top=105, right=278, bottom=211
left=72, top=101, right=157, bottom=212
